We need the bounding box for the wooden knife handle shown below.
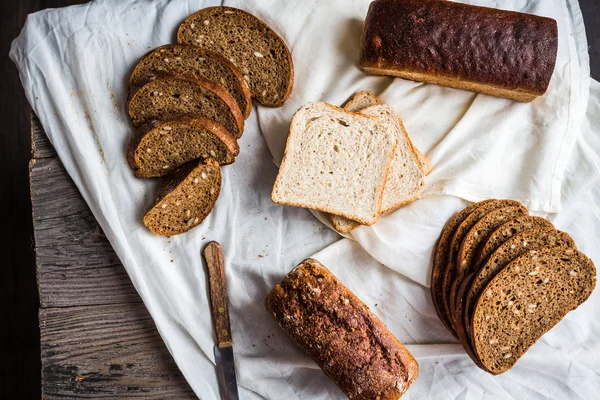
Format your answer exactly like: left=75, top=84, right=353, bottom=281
left=202, top=241, right=232, bottom=348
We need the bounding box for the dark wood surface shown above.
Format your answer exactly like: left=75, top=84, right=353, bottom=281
left=2, top=1, right=599, bottom=399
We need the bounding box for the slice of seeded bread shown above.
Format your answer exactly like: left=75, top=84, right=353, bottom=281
left=474, top=216, right=554, bottom=267
left=430, top=200, right=494, bottom=338
left=472, top=246, right=596, bottom=374
left=143, top=159, right=221, bottom=236
left=127, top=74, right=244, bottom=138
left=177, top=6, right=293, bottom=106
left=271, top=102, right=397, bottom=225
left=128, top=115, right=239, bottom=178
left=441, top=200, right=526, bottom=330
left=129, top=44, right=252, bottom=118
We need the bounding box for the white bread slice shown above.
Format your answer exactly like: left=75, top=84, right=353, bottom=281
left=271, top=102, right=397, bottom=225
left=330, top=104, right=427, bottom=233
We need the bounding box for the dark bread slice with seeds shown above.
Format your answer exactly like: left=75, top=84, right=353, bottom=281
left=441, top=199, right=525, bottom=331
left=129, top=44, right=252, bottom=119
left=472, top=246, right=595, bottom=374
left=430, top=200, right=493, bottom=338
left=127, top=74, right=244, bottom=138
left=177, top=6, right=293, bottom=107
left=465, top=228, right=576, bottom=346
left=143, top=159, right=221, bottom=236
left=128, top=115, right=239, bottom=178
left=474, top=216, right=554, bottom=268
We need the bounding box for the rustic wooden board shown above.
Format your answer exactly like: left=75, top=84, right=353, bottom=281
left=31, top=114, right=196, bottom=398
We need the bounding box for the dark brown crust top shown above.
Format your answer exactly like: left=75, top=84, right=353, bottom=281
left=129, top=44, right=252, bottom=118
left=265, top=259, right=418, bottom=399
left=360, top=0, right=558, bottom=96
left=126, top=73, right=245, bottom=137
left=127, top=115, right=239, bottom=177
left=177, top=6, right=294, bottom=107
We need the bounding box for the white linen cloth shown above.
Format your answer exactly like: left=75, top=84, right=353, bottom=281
left=10, top=0, right=600, bottom=399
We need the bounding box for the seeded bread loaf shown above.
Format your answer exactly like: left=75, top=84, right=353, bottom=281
left=143, top=159, right=221, bottom=236
left=129, top=44, right=252, bottom=118
left=360, top=0, right=558, bottom=102
left=430, top=200, right=493, bottom=337
left=178, top=6, right=293, bottom=107
left=474, top=216, right=555, bottom=267
left=271, top=102, right=397, bottom=225
left=127, top=74, right=244, bottom=138
left=265, top=258, right=419, bottom=399
left=472, top=247, right=596, bottom=374
left=128, top=115, right=239, bottom=178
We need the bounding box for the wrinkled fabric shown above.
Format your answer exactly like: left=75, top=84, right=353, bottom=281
left=10, top=0, right=599, bottom=399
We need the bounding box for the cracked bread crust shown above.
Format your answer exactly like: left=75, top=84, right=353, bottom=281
left=265, top=259, right=418, bottom=399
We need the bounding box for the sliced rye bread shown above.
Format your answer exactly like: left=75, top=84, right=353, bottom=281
left=472, top=246, right=596, bottom=375
left=129, top=44, right=252, bottom=119
left=440, top=199, right=526, bottom=330
left=330, top=104, right=426, bottom=231
left=465, top=228, right=576, bottom=347
left=474, top=216, right=554, bottom=267
left=430, top=200, right=494, bottom=338
left=271, top=102, right=397, bottom=225
left=451, top=207, right=529, bottom=325
left=143, top=158, right=221, bottom=236
left=177, top=6, right=293, bottom=107
left=128, top=115, right=239, bottom=178
left=127, top=74, right=244, bottom=138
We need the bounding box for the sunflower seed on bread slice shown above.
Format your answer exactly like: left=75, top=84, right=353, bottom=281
left=143, top=159, right=221, bottom=236
left=129, top=44, right=252, bottom=119
left=128, top=115, right=239, bottom=178
left=177, top=6, right=293, bottom=107
left=127, top=74, right=244, bottom=138
left=472, top=246, right=595, bottom=374
left=271, top=102, right=396, bottom=225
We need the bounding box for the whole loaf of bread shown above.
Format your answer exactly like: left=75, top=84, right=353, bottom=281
left=265, top=259, right=418, bottom=399
left=360, top=0, right=558, bottom=102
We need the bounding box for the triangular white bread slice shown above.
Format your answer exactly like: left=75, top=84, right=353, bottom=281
left=271, top=102, right=397, bottom=225
left=330, top=104, right=427, bottom=232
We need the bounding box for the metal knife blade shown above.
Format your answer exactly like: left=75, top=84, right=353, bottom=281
left=202, top=241, right=239, bottom=400
left=213, top=344, right=239, bottom=400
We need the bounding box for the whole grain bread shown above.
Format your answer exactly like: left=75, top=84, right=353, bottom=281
left=143, top=159, right=221, bottom=236
left=441, top=200, right=525, bottom=328
left=360, top=0, right=558, bottom=102
left=177, top=6, right=293, bottom=107
left=129, top=44, right=252, bottom=118
left=474, top=216, right=555, bottom=267
left=430, top=200, right=493, bottom=337
left=128, top=115, right=239, bottom=178
left=472, top=247, right=596, bottom=374
left=271, top=102, right=397, bottom=226
left=127, top=74, right=244, bottom=138
left=265, top=258, right=419, bottom=399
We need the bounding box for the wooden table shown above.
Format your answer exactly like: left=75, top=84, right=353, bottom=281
left=29, top=114, right=196, bottom=399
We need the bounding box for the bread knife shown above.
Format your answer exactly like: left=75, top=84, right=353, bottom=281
left=202, top=241, right=239, bottom=400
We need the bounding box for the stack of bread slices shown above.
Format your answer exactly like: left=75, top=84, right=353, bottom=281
left=126, top=6, right=293, bottom=236
left=272, top=91, right=431, bottom=233
left=431, top=199, right=597, bottom=374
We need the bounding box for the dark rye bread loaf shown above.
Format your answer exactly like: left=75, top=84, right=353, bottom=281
left=441, top=200, right=525, bottom=329
left=129, top=44, right=252, bottom=118
left=472, top=247, right=596, bottom=374
left=360, top=0, right=558, bottom=102
left=127, top=74, right=244, bottom=138
left=178, top=6, right=294, bottom=107
left=474, top=216, right=555, bottom=267
left=465, top=228, right=576, bottom=342
left=265, top=259, right=419, bottom=399
left=143, top=159, right=221, bottom=236
left=128, top=116, right=239, bottom=178
left=430, top=200, right=493, bottom=337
